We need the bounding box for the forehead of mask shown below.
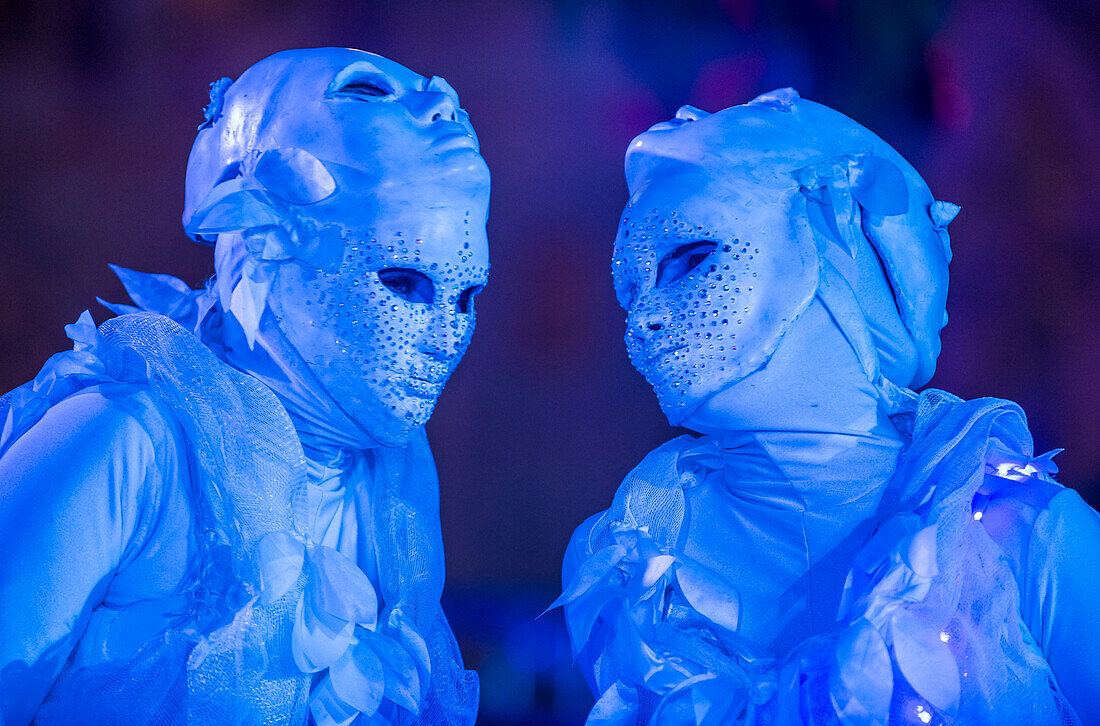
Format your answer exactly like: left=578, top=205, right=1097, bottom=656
left=267, top=166, right=489, bottom=447
left=186, top=47, right=487, bottom=222
left=626, top=96, right=871, bottom=192
left=614, top=164, right=818, bottom=423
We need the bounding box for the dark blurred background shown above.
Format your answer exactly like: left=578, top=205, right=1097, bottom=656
left=1, top=1, right=1097, bottom=722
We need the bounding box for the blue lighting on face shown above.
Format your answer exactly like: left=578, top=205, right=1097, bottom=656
left=613, top=167, right=816, bottom=424
left=184, top=48, right=491, bottom=447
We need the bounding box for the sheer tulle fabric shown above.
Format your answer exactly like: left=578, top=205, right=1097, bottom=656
left=0, top=310, right=476, bottom=725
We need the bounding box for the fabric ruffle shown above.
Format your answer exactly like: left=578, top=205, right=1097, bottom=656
left=553, top=520, right=766, bottom=725
left=100, top=266, right=456, bottom=723
left=552, top=439, right=768, bottom=725
left=554, top=391, right=1075, bottom=726
left=3, top=301, right=457, bottom=724
left=0, top=310, right=112, bottom=454
left=259, top=530, right=431, bottom=725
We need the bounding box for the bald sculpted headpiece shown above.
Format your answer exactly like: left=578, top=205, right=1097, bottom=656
left=177, top=48, right=490, bottom=447
left=184, top=47, right=485, bottom=243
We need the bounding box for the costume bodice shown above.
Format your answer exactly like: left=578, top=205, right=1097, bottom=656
left=0, top=311, right=477, bottom=726
left=678, top=431, right=902, bottom=653
left=558, top=391, right=1093, bottom=725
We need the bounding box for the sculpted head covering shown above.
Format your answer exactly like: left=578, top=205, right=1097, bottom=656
left=19, top=48, right=485, bottom=725
left=177, top=48, right=490, bottom=448
left=616, top=88, right=958, bottom=421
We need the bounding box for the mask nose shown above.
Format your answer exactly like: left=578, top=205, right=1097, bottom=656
left=402, top=90, right=458, bottom=124
left=626, top=303, right=666, bottom=341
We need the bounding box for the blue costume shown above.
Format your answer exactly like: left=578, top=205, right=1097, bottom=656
left=555, top=90, right=1100, bottom=725
left=0, top=48, right=488, bottom=725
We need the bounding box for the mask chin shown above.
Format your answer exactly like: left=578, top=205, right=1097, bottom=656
left=361, top=413, right=424, bottom=448
left=659, top=395, right=703, bottom=428
left=676, top=297, right=878, bottom=435
left=337, top=383, right=434, bottom=449
left=656, top=349, right=773, bottom=429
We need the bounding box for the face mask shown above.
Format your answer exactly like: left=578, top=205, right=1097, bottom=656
left=185, top=48, right=487, bottom=236
left=613, top=169, right=817, bottom=425
left=617, top=90, right=957, bottom=424
left=267, top=174, right=488, bottom=447
left=185, top=48, right=490, bottom=447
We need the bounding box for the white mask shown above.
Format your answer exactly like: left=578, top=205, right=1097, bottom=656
left=184, top=48, right=490, bottom=447
left=613, top=169, right=817, bottom=425
left=617, top=89, right=956, bottom=425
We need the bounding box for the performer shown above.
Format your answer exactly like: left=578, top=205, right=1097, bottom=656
left=0, top=48, right=487, bottom=725
left=555, top=89, right=1100, bottom=725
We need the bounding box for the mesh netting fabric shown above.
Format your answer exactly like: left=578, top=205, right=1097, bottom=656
left=876, top=390, right=1080, bottom=725
left=39, top=312, right=311, bottom=724
left=370, top=437, right=479, bottom=725
left=586, top=436, right=695, bottom=556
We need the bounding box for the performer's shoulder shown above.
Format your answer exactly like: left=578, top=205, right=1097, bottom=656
left=562, top=511, right=605, bottom=584
left=975, top=440, right=1099, bottom=587
left=0, top=381, right=188, bottom=509
left=563, top=434, right=697, bottom=577
left=46, top=383, right=183, bottom=454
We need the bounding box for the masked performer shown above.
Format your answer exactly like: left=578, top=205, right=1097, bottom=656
left=0, top=48, right=487, bottom=726
left=555, top=89, right=1100, bottom=725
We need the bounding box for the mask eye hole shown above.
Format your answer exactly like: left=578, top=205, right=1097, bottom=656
left=378, top=268, right=434, bottom=304
left=457, top=285, right=483, bottom=313
left=326, top=72, right=396, bottom=100
left=655, top=241, right=718, bottom=288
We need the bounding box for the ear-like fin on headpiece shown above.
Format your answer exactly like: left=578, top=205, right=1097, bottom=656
left=198, top=77, right=233, bottom=130
left=253, top=148, right=336, bottom=205
left=747, top=87, right=800, bottom=111
left=851, top=156, right=909, bottom=217
left=928, top=200, right=961, bottom=264
left=185, top=178, right=283, bottom=238
left=929, top=200, right=961, bottom=229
